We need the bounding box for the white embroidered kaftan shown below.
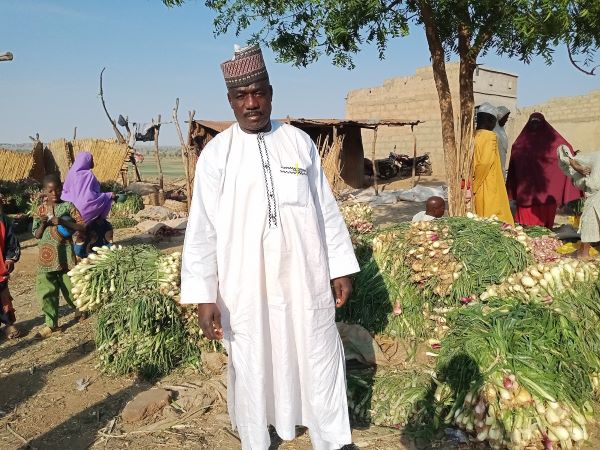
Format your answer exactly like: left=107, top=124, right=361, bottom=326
left=180, top=121, right=360, bottom=449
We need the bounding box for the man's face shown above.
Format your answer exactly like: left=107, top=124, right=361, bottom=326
left=44, top=182, right=62, bottom=204
left=227, top=80, right=273, bottom=133
left=499, top=113, right=510, bottom=127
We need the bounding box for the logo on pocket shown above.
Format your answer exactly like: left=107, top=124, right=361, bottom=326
left=280, top=166, right=307, bottom=176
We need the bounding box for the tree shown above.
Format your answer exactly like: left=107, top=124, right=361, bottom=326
left=162, top=0, right=599, bottom=214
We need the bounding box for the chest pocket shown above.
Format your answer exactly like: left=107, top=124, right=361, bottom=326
left=278, top=165, right=309, bottom=207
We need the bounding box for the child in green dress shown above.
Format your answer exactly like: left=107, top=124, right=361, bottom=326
left=33, top=175, right=86, bottom=339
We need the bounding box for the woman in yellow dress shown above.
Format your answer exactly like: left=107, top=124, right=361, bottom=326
left=472, top=103, right=514, bottom=224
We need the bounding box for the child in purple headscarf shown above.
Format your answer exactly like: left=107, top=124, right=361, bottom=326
left=61, top=152, right=115, bottom=258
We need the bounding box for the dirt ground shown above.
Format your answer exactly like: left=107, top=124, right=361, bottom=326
left=0, top=193, right=591, bottom=450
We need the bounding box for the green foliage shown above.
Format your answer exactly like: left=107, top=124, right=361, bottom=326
left=109, top=193, right=143, bottom=229
left=447, top=217, right=531, bottom=300
left=161, top=0, right=598, bottom=71
left=0, top=180, right=41, bottom=215
left=438, top=284, right=600, bottom=407
left=95, top=291, right=198, bottom=379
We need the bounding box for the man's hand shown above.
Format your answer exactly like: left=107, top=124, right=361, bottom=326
left=197, top=303, right=223, bottom=340
left=332, top=276, right=352, bottom=308
left=5, top=260, right=15, bottom=274
left=570, top=159, right=591, bottom=177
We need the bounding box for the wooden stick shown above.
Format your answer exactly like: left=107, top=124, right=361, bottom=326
left=172, top=98, right=192, bottom=210
left=154, top=114, right=164, bottom=189
left=99, top=68, right=126, bottom=144
left=73, top=126, right=77, bottom=141
left=371, top=126, right=379, bottom=196
left=7, top=423, right=31, bottom=448
left=186, top=110, right=196, bottom=196
left=411, top=125, right=417, bottom=187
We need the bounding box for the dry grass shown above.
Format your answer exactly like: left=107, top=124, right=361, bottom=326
left=317, top=135, right=348, bottom=198
left=0, top=148, right=34, bottom=181
left=447, top=113, right=475, bottom=216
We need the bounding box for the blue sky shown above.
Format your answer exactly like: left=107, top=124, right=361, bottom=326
left=1, top=0, right=598, bottom=145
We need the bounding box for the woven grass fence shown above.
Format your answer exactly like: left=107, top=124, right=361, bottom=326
left=46, top=139, right=73, bottom=181
left=0, top=148, right=35, bottom=181
left=70, top=139, right=130, bottom=183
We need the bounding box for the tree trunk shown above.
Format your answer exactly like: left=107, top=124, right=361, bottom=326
left=456, top=54, right=477, bottom=215
left=418, top=0, right=460, bottom=214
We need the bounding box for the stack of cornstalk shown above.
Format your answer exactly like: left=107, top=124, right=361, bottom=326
left=318, top=135, right=347, bottom=198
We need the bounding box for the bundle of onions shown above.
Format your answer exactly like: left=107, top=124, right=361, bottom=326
left=68, top=245, right=182, bottom=312
left=481, top=259, right=599, bottom=302
left=402, top=221, right=462, bottom=297
left=454, top=372, right=590, bottom=449
left=341, top=203, right=374, bottom=235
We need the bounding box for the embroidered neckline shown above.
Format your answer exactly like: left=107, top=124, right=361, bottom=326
left=257, top=133, right=278, bottom=228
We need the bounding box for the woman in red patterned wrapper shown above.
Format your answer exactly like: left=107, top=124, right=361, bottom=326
left=32, top=175, right=86, bottom=340
left=0, top=194, right=21, bottom=339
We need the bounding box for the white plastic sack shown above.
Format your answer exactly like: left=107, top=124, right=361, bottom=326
left=397, top=185, right=447, bottom=203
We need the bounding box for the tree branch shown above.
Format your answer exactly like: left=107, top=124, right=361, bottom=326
left=99, top=68, right=126, bottom=144
left=567, top=45, right=598, bottom=76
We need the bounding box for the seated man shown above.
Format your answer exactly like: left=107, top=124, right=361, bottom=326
left=412, top=196, right=445, bottom=222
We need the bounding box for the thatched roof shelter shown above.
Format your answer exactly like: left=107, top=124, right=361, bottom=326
left=186, top=117, right=421, bottom=192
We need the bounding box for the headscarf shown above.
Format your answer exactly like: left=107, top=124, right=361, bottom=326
left=61, top=152, right=113, bottom=224
left=494, top=106, right=510, bottom=175
left=478, top=102, right=499, bottom=117
left=496, top=106, right=510, bottom=122
left=506, top=113, right=581, bottom=207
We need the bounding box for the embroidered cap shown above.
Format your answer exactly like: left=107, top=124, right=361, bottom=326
left=221, top=44, right=269, bottom=89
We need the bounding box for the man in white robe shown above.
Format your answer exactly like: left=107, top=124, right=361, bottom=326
left=180, top=44, right=359, bottom=450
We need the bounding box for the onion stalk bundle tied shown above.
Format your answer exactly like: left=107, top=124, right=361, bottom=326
left=346, top=368, right=438, bottom=427
left=68, top=245, right=182, bottom=312
left=453, top=374, right=590, bottom=449
left=95, top=290, right=198, bottom=379
left=481, top=259, right=600, bottom=302
left=400, top=221, right=461, bottom=297
left=438, top=297, right=600, bottom=449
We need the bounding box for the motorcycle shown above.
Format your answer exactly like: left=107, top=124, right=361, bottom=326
left=364, top=152, right=433, bottom=180
left=389, top=152, right=433, bottom=177
left=363, top=155, right=399, bottom=180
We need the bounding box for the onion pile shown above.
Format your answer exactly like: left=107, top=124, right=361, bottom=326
left=402, top=221, right=462, bottom=297
left=454, top=372, right=591, bottom=449
left=341, top=203, right=374, bottom=234
left=347, top=368, right=436, bottom=427
left=157, top=252, right=182, bottom=297
left=68, top=245, right=181, bottom=312
left=528, top=236, right=562, bottom=263
left=481, top=259, right=599, bottom=302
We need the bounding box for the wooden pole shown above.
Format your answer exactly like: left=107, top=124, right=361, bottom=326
left=172, top=98, right=192, bottom=211
left=154, top=115, right=164, bottom=189
left=186, top=110, right=196, bottom=197
left=99, top=68, right=127, bottom=144
left=371, top=126, right=379, bottom=196
left=73, top=126, right=77, bottom=141
left=411, top=124, right=418, bottom=187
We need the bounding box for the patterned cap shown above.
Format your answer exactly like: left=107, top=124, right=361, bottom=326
left=221, top=44, right=269, bottom=89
